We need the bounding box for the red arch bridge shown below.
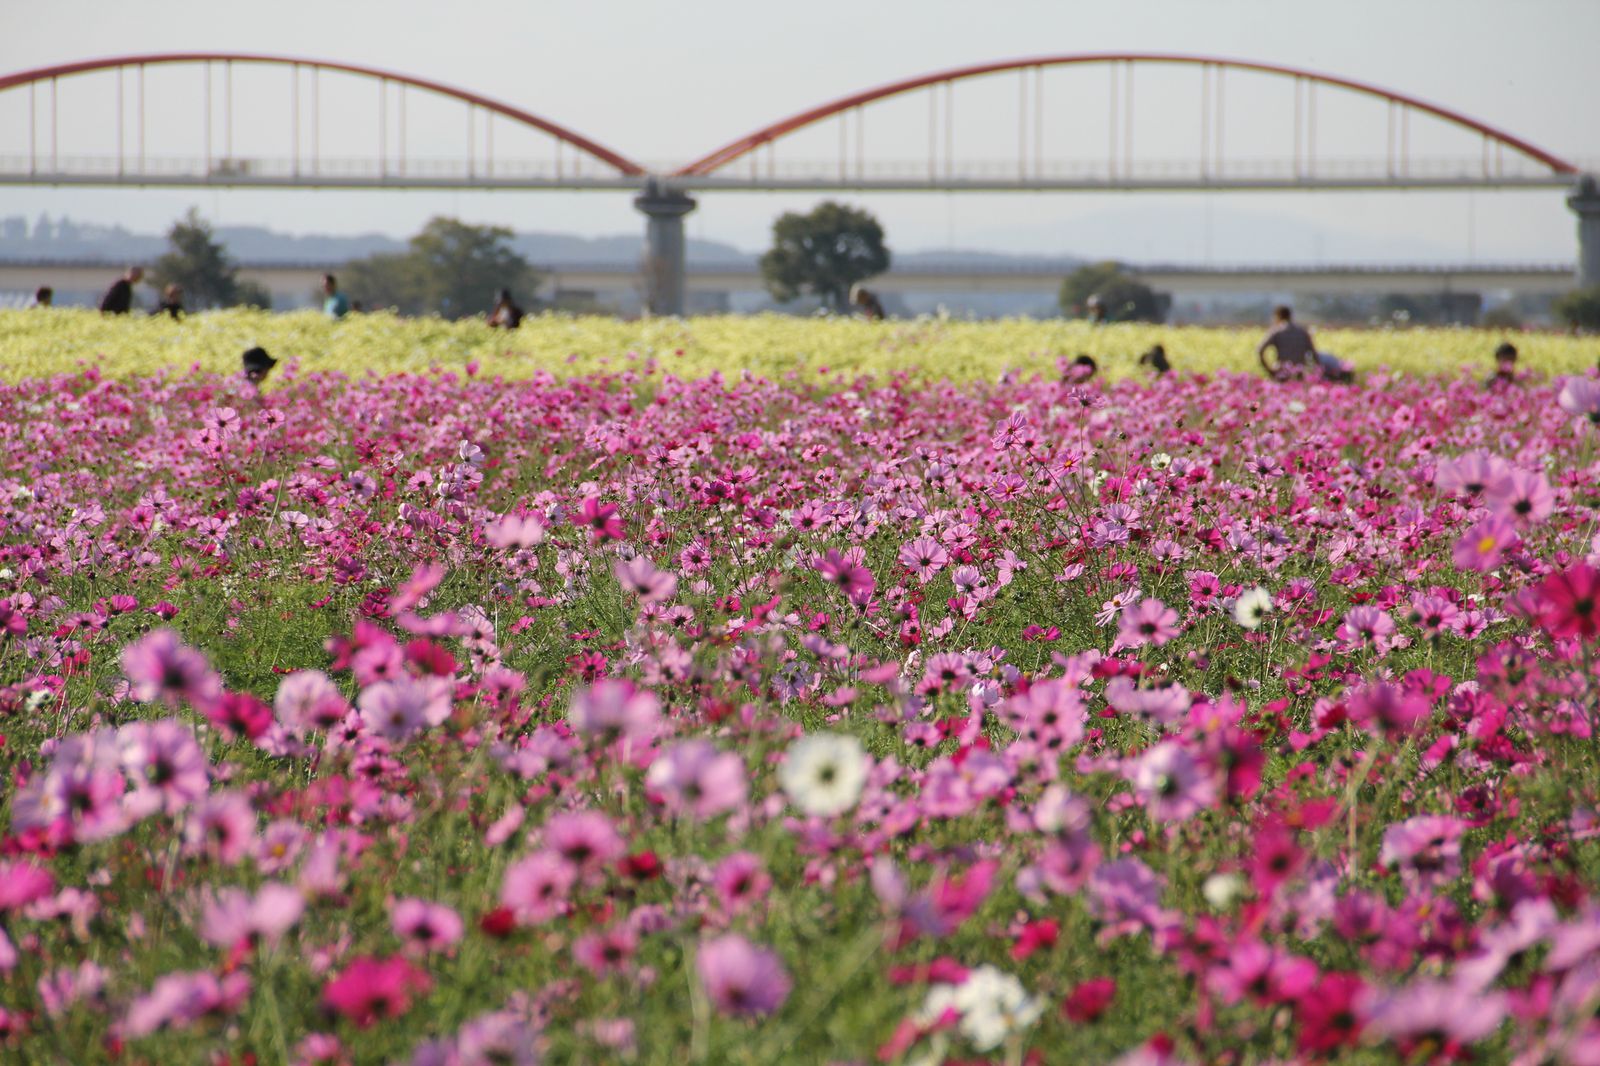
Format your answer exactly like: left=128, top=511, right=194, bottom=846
left=2, top=52, right=1597, bottom=312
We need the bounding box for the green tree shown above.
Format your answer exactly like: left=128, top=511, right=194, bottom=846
left=344, top=217, right=539, bottom=319
left=1058, top=261, right=1168, bottom=323
left=148, top=209, right=241, bottom=309
left=759, top=202, right=890, bottom=311
left=1555, top=286, right=1600, bottom=331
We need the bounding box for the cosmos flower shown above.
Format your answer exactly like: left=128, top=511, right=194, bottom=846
left=696, top=935, right=791, bottom=1018
left=779, top=732, right=869, bottom=817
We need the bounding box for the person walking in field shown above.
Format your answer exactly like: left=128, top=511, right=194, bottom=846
left=488, top=289, right=525, bottom=329
left=98, top=266, right=144, bottom=314
left=322, top=274, right=350, bottom=319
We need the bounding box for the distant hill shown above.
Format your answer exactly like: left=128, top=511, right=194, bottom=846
left=0, top=214, right=1082, bottom=272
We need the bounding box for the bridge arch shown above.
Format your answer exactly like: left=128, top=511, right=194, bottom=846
left=0, top=52, right=645, bottom=176
left=676, top=53, right=1576, bottom=177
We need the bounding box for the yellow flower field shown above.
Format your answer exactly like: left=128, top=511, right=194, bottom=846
left=1, top=307, right=1596, bottom=383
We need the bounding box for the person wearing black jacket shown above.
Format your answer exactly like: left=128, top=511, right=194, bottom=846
left=98, top=266, right=144, bottom=314
left=151, top=283, right=184, bottom=320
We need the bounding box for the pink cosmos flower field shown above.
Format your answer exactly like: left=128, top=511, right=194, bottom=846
left=2, top=354, right=1600, bottom=1064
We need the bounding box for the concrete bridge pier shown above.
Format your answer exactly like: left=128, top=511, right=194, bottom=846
left=1571, top=175, right=1600, bottom=289
left=634, top=178, right=697, bottom=316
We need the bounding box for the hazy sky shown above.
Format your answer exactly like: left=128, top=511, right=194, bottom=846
left=2, top=0, right=1596, bottom=262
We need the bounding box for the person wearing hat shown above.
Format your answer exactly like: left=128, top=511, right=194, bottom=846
left=241, top=346, right=278, bottom=385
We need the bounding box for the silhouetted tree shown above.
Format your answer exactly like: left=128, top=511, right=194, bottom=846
left=149, top=209, right=241, bottom=309
left=1059, top=261, right=1167, bottom=323
left=343, top=217, right=539, bottom=319
left=1555, top=286, right=1600, bottom=332
left=760, top=202, right=890, bottom=311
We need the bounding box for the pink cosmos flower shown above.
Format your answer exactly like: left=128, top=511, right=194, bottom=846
left=568, top=678, right=661, bottom=746
left=356, top=676, right=453, bottom=743
left=121, top=628, right=223, bottom=709
left=1452, top=515, right=1518, bottom=572
left=1485, top=467, right=1555, bottom=528
left=122, top=970, right=251, bottom=1038
left=485, top=513, right=547, bottom=549
left=1131, top=742, right=1215, bottom=822
left=273, top=670, right=349, bottom=735
left=183, top=791, right=257, bottom=865
left=391, top=898, right=464, bottom=953
left=696, top=935, right=791, bottom=1018
left=1336, top=606, right=1396, bottom=651
left=815, top=548, right=876, bottom=607
left=1379, top=814, right=1466, bottom=887
left=644, top=739, right=748, bottom=820
left=613, top=556, right=679, bottom=605
left=712, top=852, right=772, bottom=915
left=500, top=851, right=577, bottom=924
left=117, top=719, right=208, bottom=817
left=1558, top=376, right=1600, bottom=425
left=320, top=956, right=431, bottom=1028
left=1434, top=452, right=1508, bottom=496
left=11, top=731, right=128, bottom=842
left=542, top=811, right=625, bottom=877
left=199, top=883, right=304, bottom=948
left=1117, top=597, right=1181, bottom=648
left=1360, top=979, right=1506, bottom=1049
left=1528, top=564, right=1600, bottom=640
left=573, top=925, right=639, bottom=977
left=0, top=860, right=54, bottom=912
left=899, top=536, right=950, bottom=582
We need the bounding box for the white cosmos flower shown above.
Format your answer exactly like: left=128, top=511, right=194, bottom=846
left=951, top=966, right=1043, bottom=1051
left=778, top=732, right=868, bottom=817
left=1233, top=587, right=1274, bottom=630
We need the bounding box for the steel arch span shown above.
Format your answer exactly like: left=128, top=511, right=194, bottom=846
left=675, top=53, right=1577, bottom=178
left=0, top=52, right=645, bottom=176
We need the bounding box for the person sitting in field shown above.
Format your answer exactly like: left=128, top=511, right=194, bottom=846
left=241, top=346, right=278, bottom=385
left=1484, top=342, right=1521, bottom=389
left=850, top=283, right=885, bottom=321
left=1138, top=344, right=1171, bottom=375
left=152, top=283, right=184, bottom=320
left=488, top=288, right=525, bottom=329
left=98, top=266, right=144, bottom=314
left=1258, top=305, right=1353, bottom=383
left=1063, top=354, right=1098, bottom=384
left=30, top=286, right=52, bottom=308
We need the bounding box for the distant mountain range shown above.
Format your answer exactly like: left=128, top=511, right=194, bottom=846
left=0, top=214, right=1081, bottom=271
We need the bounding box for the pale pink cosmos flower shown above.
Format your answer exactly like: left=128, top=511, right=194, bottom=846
left=899, top=536, right=950, bottom=582
left=391, top=898, right=464, bottom=953
left=485, top=513, right=547, bottom=549
left=121, top=628, right=223, bottom=709
left=1485, top=467, right=1555, bottom=528
left=1360, top=979, right=1506, bottom=1047
left=573, top=925, right=639, bottom=977
left=200, top=884, right=304, bottom=948
left=121, top=970, right=252, bottom=1038
left=36, top=960, right=107, bottom=1017
left=567, top=679, right=660, bottom=746
left=696, top=935, right=791, bottom=1018
left=1379, top=814, right=1467, bottom=887
left=712, top=852, right=772, bottom=915
left=644, top=740, right=748, bottom=821
left=613, top=556, right=678, bottom=605
left=1118, top=597, right=1181, bottom=648
left=499, top=850, right=577, bottom=925
left=542, top=811, right=625, bottom=878
left=356, top=676, right=453, bottom=743
left=182, top=791, right=257, bottom=865
left=1558, top=376, right=1600, bottom=425
left=117, top=720, right=209, bottom=817
left=1131, top=742, right=1215, bottom=822
left=11, top=731, right=128, bottom=842
left=1434, top=451, right=1508, bottom=496
left=1452, top=514, right=1518, bottom=572
left=1336, top=606, right=1396, bottom=652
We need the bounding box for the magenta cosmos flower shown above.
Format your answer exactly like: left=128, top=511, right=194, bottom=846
left=121, top=628, right=222, bottom=709
left=696, top=935, right=791, bottom=1018
left=572, top=497, right=624, bottom=542
left=1529, top=563, right=1600, bottom=640
left=1452, top=515, right=1518, bottom=572
left=815, top=548, right=876, bottom=607
left=320, top=956, right=432, bottom=1028
left=898, top=536, right=950, bottom=582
